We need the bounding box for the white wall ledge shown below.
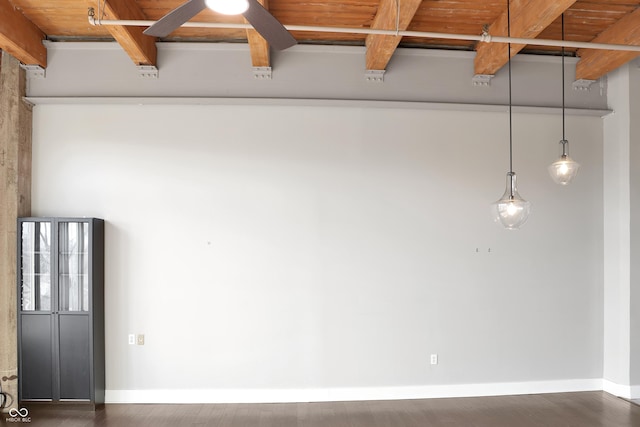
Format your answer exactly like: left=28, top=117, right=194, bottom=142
left=24, top=96, right=612, bottom=117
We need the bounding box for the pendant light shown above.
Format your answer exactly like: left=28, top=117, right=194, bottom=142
left=492, top=0, right=531, bottom=230
left=548, top=14, right=580, bottom=185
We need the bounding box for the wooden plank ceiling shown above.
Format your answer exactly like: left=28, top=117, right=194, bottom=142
left=1, top=0, right=640, bottom=81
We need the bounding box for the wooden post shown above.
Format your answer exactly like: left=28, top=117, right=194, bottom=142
left=0, top=51, right=32, bottom=412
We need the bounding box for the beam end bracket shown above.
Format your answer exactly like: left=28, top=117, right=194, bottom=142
left=137, top=65, right=159, bottom=79
left=20, top=64, right=46, bottom=79
left=472, top=74, right=494, bottom=87
left=572, top=79, right=596, bottom=92
left=253, top=67, right=272, bottom=80
left=365, top=70, right=385, bottom=83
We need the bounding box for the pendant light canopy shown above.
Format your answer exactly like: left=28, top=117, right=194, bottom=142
left=205, top=0, right=249, bottom=15
left=548, top=14, right=580, bottom=185
left=492, top=0, right=531, bottom=230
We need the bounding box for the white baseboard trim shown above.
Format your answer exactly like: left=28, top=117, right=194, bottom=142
left=602, top=380, right=640, bottom=399
left=105, top=379, right=603, bottom=404
left=603, top=380, right=630, bottom=398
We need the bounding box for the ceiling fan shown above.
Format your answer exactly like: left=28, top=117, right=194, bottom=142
left=143, top=0, right=297, bottom=50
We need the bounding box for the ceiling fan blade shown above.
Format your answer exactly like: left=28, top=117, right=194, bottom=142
left=144, top=0, right=207, bottom=37
left=243, top=0, right=297, bottom=50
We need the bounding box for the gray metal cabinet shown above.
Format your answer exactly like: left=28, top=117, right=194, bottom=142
left=17, top=218, right=104, bottom=408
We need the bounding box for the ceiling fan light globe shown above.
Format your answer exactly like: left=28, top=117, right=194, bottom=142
left=205, top=0, right=249, bottom=15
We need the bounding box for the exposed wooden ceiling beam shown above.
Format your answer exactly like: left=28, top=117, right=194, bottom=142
left=100, top=0, right=157, bottom=66
left=0, top=0, right=46, bottom=67
left=246, top=0, right=270, bottom=67
left=365, top=0, right=422, bottom=70
left=575, top=7, right=640, bottom=81
left=474, top=0, right=576, bottom=76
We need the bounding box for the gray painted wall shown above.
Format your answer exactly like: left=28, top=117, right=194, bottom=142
left=630, top=65, right=640, bottom=386
left=602, top=65, right=631, bottom=387
left=27, top=43, right=608, bottom=401
left=31, top=103, right=604, bottom=398
left=602, top=63, right=640, bottom=392
left=29, top=42, right=607, bottom=111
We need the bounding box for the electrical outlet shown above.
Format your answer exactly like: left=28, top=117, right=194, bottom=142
left=136, top=334, right=145, bottom=345
left=430, top=354, right=438, bottom=365
left=128, top=334, right=135, bottom=345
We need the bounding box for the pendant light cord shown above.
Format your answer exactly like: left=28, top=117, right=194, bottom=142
left=507, top=0, right=513, bottom=178
left=561, top=14, right=569, bottom=158
left=562, top=14, right=566, bottom=142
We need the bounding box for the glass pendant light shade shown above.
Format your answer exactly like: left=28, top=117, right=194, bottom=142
left=492, top=172, right=531, bottom=230
left=548, top=140, right=580, bottom=185
left=205, top=0, right=249, bottom=15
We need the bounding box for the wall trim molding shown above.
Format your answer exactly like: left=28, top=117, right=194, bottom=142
left=602, top=380, right=640, bottom=399
left=106, top=379, right=603, bottom=404
left=24, top=97, right=612, bottom=117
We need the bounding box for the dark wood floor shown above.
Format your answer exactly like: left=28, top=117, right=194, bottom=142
left=6, top=392, right=640, bottom=427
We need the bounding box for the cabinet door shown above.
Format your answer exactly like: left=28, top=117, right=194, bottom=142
left=19, top=221, right=54, bottom=400
left=58, top=314, right=91, bottom=400
left=57, top=221, right=92, bottom=399
left=20, top=314, right=54, bottom=400
left=58, top=222, right=90, bottom=312
left=20, top=221, right=52, bottom=312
